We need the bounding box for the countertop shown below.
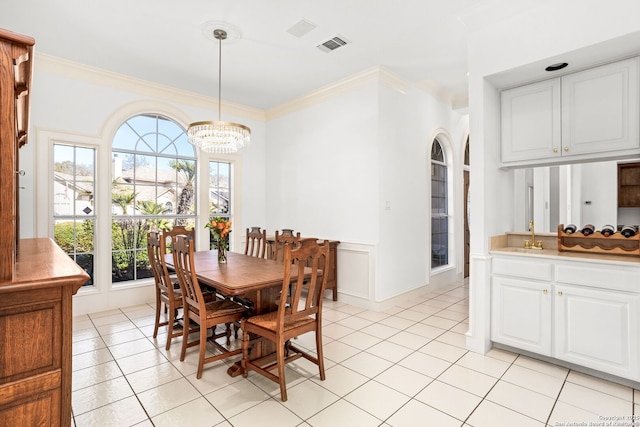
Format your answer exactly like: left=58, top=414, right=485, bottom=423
left=490, top=232, right=640, bottom=266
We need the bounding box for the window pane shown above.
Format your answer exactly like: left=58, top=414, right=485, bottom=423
left=431, top=217, right=448, bottom=268
left=112, top=114, right=196, bottom=282
left=209, top=161, right=232, bottom=249
left=430, top=138, right=448, bottom=269
left=431, top=140, right=444, bottom=162
left=53, top=143, right=96, bottom=287
left=464, top=137, right=470, bottom=166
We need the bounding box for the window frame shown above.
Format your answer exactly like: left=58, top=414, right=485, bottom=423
left=52, top=142, right=97, bottom=288
left=430, top=136, right=453, bottom=271
left=110, top=113, right=197, bottom=284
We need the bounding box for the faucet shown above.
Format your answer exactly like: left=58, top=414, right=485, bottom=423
left=524, top=220, right=543, bottom=249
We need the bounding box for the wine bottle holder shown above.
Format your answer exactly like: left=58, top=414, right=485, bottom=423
left=557, top=224, right=640, bottom=257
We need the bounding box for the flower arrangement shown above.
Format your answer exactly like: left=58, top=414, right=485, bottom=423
left=205, top=216, right=232, bottom=262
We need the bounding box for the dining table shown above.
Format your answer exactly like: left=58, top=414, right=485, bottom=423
left=164, top=250, right=310, bottom=377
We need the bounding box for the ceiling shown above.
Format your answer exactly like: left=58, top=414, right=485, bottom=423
left=1, top=0, right=544, bottom=111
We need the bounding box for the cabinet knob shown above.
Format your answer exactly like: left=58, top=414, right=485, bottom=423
left=543, top=289, right=548, bottom=294
left=563, top=147, right=569, bottom=152
left=553, top=148, right=558, bottom=153
left=557, top=291, right=563, bottom=296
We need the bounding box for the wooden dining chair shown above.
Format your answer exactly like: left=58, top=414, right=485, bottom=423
left=244, top=226, right=267, bottom=258
left=273, top=229, right=301, bottom=262
left=147, top=231, right=188, bottom=350
left=172, top=234, right=249, bottom=379
left=241, top=238, right=330, bottom=401
left=163, top=225, right=195, bottom=251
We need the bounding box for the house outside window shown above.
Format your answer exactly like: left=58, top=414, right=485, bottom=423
left=53, top=143, right=96, bottom=287
left=111, top=114, right=196, bottom=283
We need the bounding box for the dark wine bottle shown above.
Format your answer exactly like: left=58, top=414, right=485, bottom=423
left=563, top=224, right=577, bottom=234
left=600, top=224, right=615, bottom=237
left=620, top=225, right=637, bottom=238
left=581, top=224, right=595, bottom=236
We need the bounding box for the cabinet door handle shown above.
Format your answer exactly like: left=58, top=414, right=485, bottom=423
left=553, top=148, right=558, bottom=153
left=563, top=147, right=569, bottom=152
left=557, top=291, right=563, bottom=296
left=543, top=289, right=548, bottom=294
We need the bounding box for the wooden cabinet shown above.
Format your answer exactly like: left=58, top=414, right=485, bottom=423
left=0, top=29, right=88, bottom=426
left=0, top=28, right=33, bottom=282
left=618, top=161, right=640, bottom=207
left=501, top=57, right=640, bottom=167
left=491, top=253, right=640, bottom=382
left=0, top=239, right=88, bottom=426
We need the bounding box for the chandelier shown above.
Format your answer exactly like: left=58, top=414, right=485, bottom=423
left=187, top=28, right=251, bottom=153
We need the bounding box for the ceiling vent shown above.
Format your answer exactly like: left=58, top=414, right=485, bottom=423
left=316, top=36, right=349, bottom=53
left=286, top=19, right=317, bottom=38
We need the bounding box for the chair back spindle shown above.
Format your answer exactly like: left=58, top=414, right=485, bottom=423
left=273, top=229, right=301, bottom=262
left=172, top=235, right=205, bottom=315
left=245, top=226, right=267, bottom=258
left=280, top=238, right=329, bottom=324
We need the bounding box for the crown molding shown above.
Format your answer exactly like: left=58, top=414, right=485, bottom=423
left=35, top=52, right=266, bottom=122
left=265, top=66, right=465, bottom=120
left=266, top=67, right=417, bottom=120
left=36, top=53, right=466, bottom=123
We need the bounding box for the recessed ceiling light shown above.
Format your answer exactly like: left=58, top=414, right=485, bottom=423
left=545, top=62, right=568, bottom=72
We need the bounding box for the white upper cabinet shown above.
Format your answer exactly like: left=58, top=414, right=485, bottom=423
left=501, top=79, right=561, bottom=163
left=562, top=57, right=639, bottom=156
left=501, top=57, right=640, bottom=167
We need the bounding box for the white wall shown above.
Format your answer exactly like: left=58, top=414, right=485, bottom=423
left=576, top=162, right=618, bottom=227
left=266, top=69, right=466, bottom=307
left=466, top=0, right=640, bottom=352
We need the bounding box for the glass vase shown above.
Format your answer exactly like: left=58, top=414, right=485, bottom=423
left=217, top=241, right=227, bottom=263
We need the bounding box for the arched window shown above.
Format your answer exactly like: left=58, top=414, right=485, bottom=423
left=111, top=114, right=196, bottom=283
left=431, top=138, right=449, bottom=268
left=464, top=136, right=470, bottom=166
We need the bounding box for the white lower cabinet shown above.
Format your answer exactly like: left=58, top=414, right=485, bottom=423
left=491, top=255, right=640, bottom=382
left=491, top=276, right=551, bottom=355
left=554, top=283, right=640, bottom=380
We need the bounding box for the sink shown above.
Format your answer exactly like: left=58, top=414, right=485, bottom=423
left=493, top=247, right=552, bottom=255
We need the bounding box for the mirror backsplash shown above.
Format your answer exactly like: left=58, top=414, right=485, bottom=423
left=515, top=160, right=640, bottom=233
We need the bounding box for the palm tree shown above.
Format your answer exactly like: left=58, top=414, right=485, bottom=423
left=112, top=191, right=135, bottom=215
left=170, top=159, right=195, bottom=225
left=136, top=200, right=170, bottom=231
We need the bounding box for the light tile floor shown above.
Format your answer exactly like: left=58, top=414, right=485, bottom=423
left=71, top=280, right=639, bottom=426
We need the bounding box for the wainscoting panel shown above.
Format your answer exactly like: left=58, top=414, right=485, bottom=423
left=336, top=242, right=376, bottom=302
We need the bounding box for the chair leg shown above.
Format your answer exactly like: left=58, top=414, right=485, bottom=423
left=180, top=310, right=189, bottom=362
left=165, top=303, right=175, bottom=351
left=225, top=322, right=232, bottom=345
left=153, top=292, right=161, bottom=338
left=241, top=328, right=249, bottom=378
left=197, top=324, right=207, bottom=379
left=315, top=330, right=325, bottom=381
left=277, top=340, right=287, bottom=402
